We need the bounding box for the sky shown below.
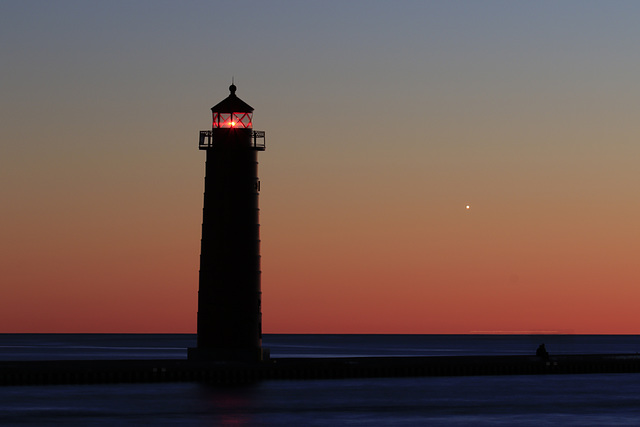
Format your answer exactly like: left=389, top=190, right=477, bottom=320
left=2, top=1, right=640, bottom=334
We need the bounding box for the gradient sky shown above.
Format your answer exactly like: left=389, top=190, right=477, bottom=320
left=2, top=1, right=640, bottom=333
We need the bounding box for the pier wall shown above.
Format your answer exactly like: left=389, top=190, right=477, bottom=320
left=1, top=355, right=640, bottom=386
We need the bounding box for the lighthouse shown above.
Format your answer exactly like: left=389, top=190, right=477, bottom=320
left=188, top=84, right=267, bottom=362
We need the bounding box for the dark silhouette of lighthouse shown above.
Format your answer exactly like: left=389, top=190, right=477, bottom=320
left=188, top=84, right=267, bottom=362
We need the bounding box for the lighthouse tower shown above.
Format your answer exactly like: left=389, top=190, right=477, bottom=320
left=188, top=84, right=267, bottom=362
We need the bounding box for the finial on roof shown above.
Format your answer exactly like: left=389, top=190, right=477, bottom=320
left=229, top=77, right=236, bottom=95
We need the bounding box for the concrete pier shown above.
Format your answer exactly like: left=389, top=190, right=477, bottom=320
left=2, top=354, right=640, bottom=386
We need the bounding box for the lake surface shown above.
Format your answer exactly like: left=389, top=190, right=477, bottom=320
left=1, top=334, right=640, bottom=426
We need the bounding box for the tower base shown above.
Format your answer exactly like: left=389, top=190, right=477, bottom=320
left=187, top=347, right=269, bottom=363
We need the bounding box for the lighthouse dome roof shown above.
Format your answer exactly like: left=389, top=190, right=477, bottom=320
left=211, top=84, right=254, bottom=113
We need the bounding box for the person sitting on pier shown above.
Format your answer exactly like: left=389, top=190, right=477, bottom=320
left=536, top=343, right=549, bottom=359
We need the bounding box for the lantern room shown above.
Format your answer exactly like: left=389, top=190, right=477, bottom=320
left=213, top=112, right=252, bottom=129
left=199, top=84, right=265, bottom=150
left=199, top=84, right=265, bottom=151
left=211, top=84, right=253, bottom=129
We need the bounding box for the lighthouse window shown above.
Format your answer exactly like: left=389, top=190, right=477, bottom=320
left=213, top=112, right=253, bottom=128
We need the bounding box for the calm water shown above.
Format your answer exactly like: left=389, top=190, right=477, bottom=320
left=1, top=334, right=640, bottom=426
